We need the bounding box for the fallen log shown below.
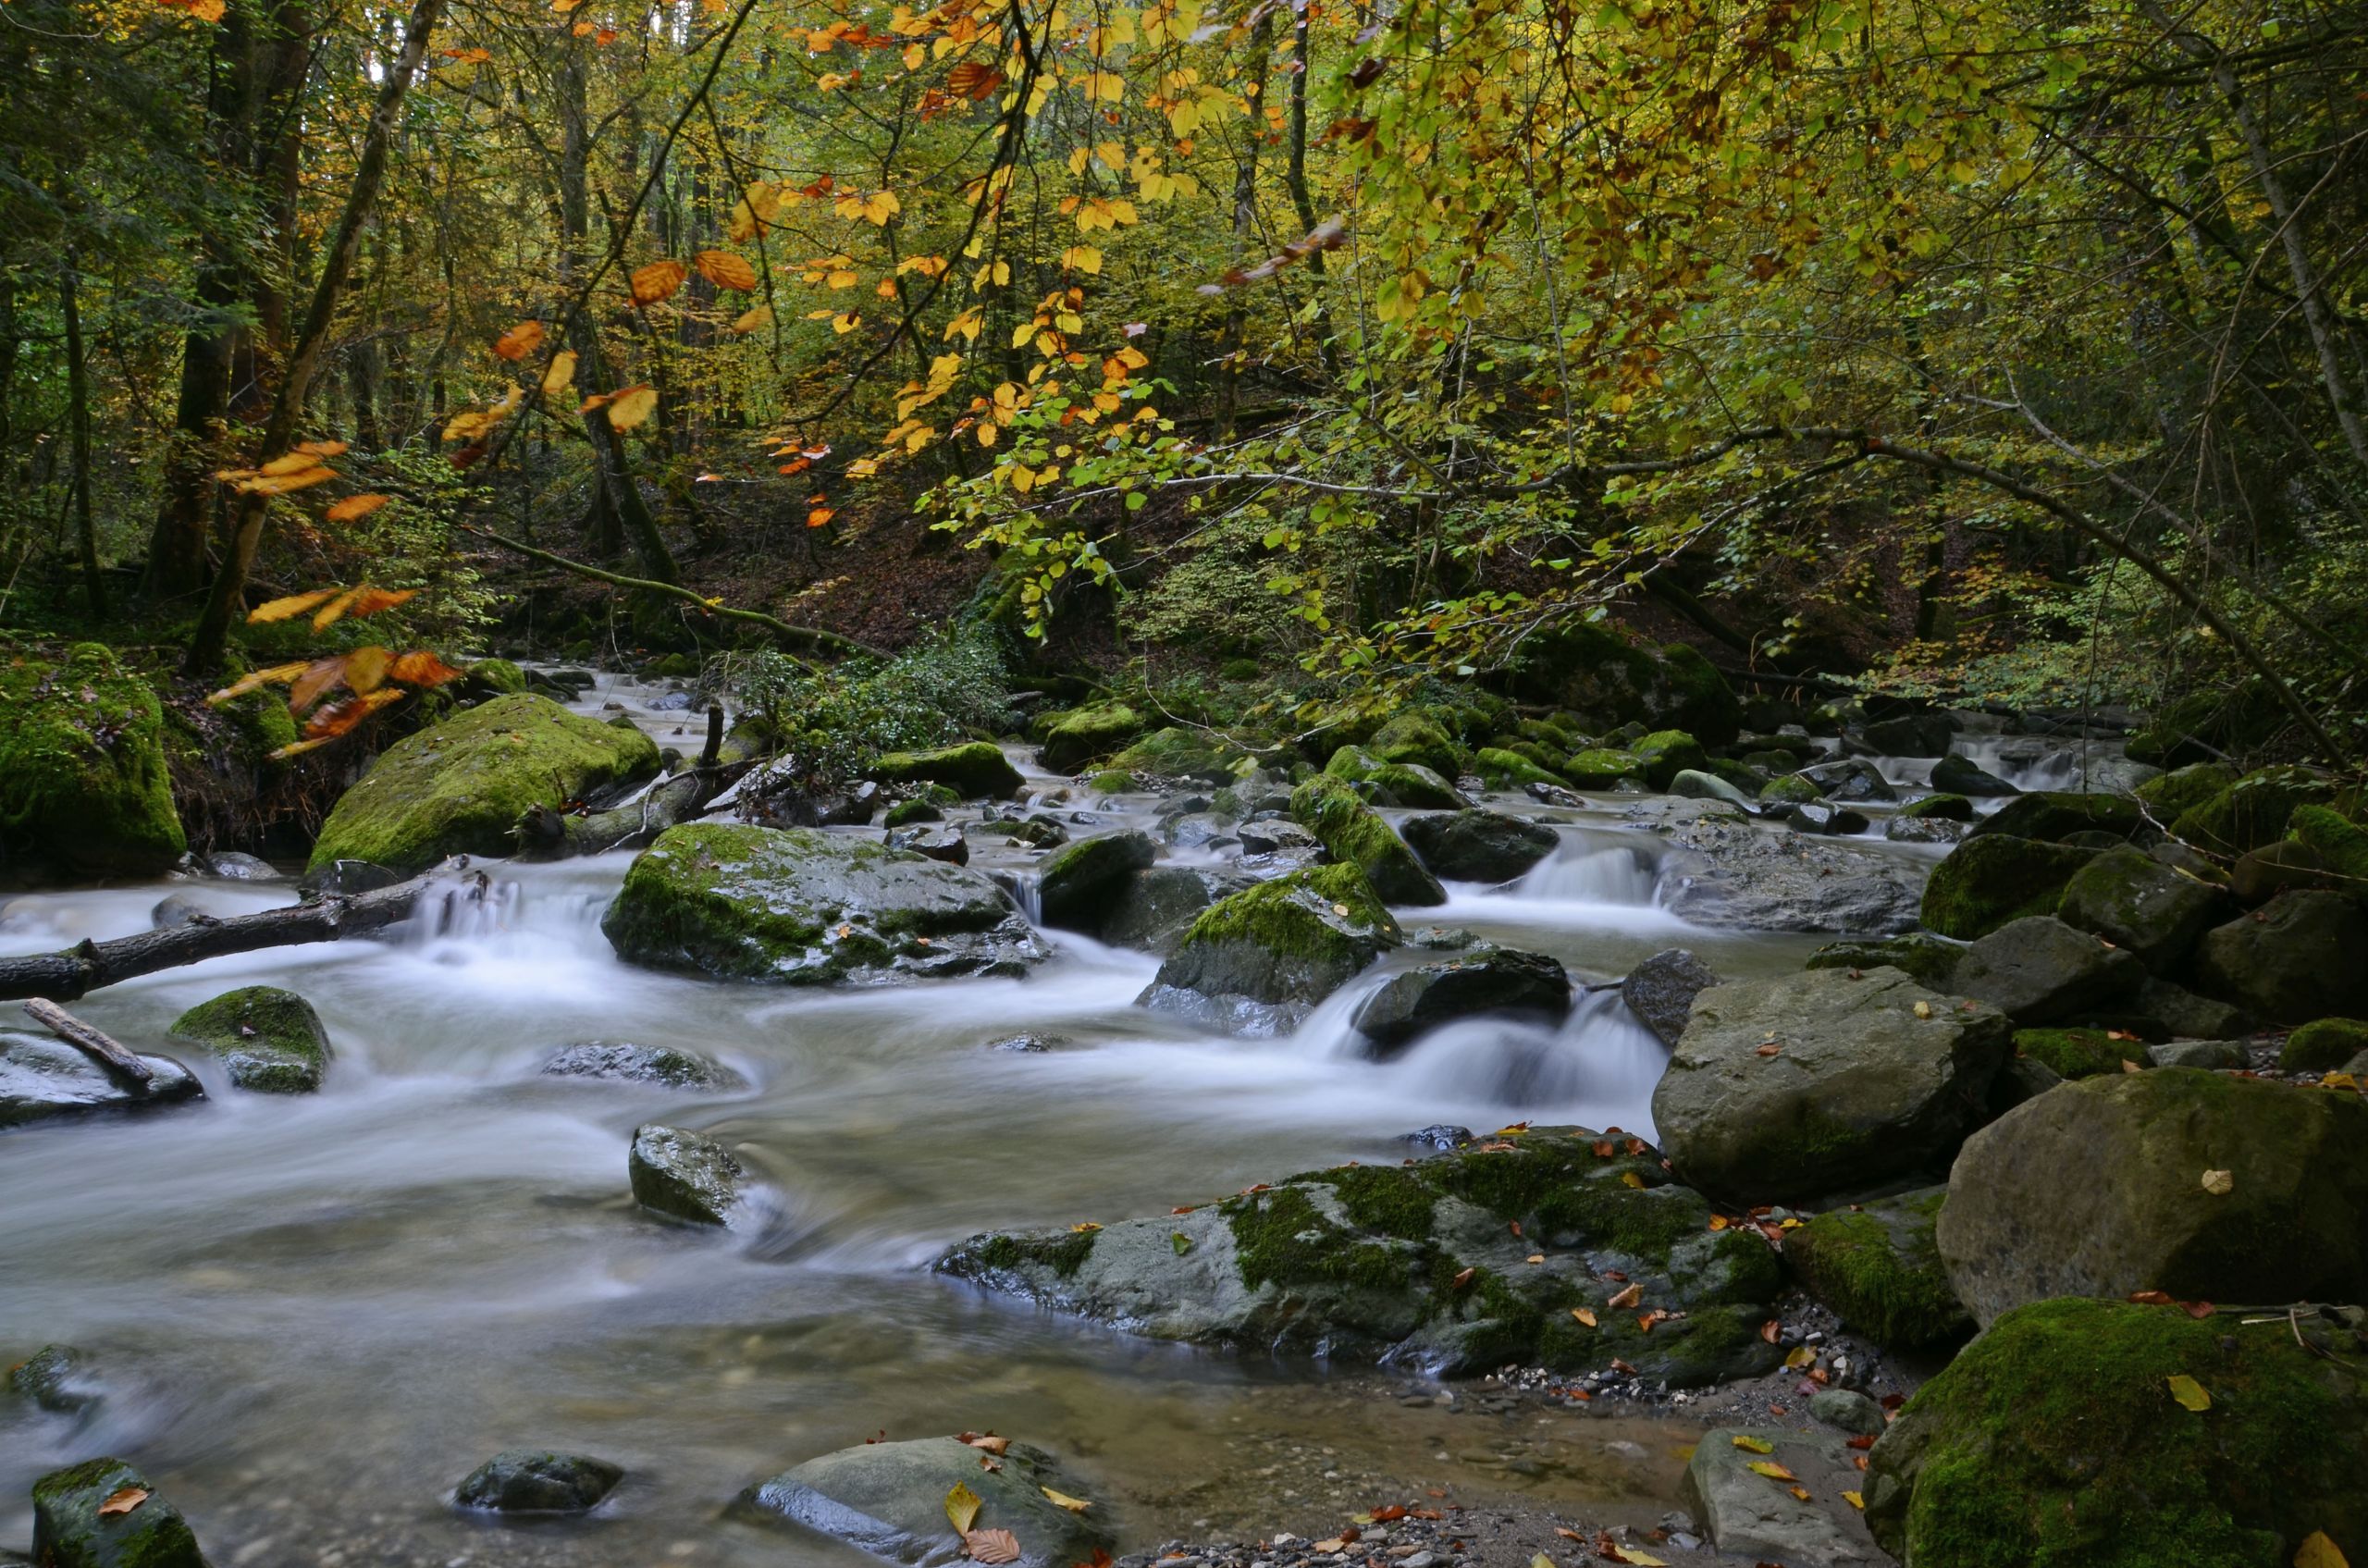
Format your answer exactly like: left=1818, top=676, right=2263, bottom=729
left=0, top=861, right=487, bottom=1003
left=514, top=769, right=713, bottom=859
left=22, top=997, right=153, bottom=1089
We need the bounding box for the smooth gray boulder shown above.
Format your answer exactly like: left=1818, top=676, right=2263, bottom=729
left=1683, top=1427, right=1879, bottom=1564
left=1794, top=757, right=1898, bottom=802
left=2194, top=890, right=2368, bottom=1024
left=1652, top=812, right=1924, bottom=935
left=629, top=1123, right=761, bottom=1228
left=741, top=1437, right=1114, bottom=1568
left=1621, top=948, right=1716, bottom=1047
left=0, top=1034, right=203, bottom=1131
left=454, top=1451, right=623, bottom=1512
left=1930, top=752, right=2018, bottom=796
left=1652, top=967, right=2012, bottom=1204
left=1949, top=916, right=2143, bottom=1024
left=2054, top=846, right=2227, bottom=972
left=1400, top=809, right=1559, bottom=883
left=1099, top=865, right=1255, bottom=956
left=1349, top=948, right=1571, bottom=1055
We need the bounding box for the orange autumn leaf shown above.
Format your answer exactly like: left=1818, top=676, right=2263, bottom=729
left=493, top=319, right=546, bottom=361
left=807, top=506, right=835, bottom=527
left=630, top=259, right=688, bottom=305
left=696, top=250, right=758, bottom=290
left=605, top=385, right=659, bottom=431
left=95, top=1488, right=148, bottom=1519
left=326, top=494, right=390, bottom=523
left=342, top=647, right=394, bottom=695
left=289, top=655, right=350, bottom=713
left=240, top=464, right=339, bottom=495
left=206, top=661, right=311, bottom=705
left=947, top=62, right=1005, bottom=99
left=248, top=588, right=339, bottom=624
left=389, top=650, right=467, bottom=687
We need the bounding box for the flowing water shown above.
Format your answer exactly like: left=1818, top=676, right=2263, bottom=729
left=0, top=739, right=1839, bottom=1565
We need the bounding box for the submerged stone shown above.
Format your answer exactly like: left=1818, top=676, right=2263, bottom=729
left=629, top=1122, right=760, bottom=1228
left=453, top=1450, right=623, bottom=1512
left=540, top=1042, right=746, bottom=1091
left=1349, top=948, right=1572, bottom=1055
left=31, top=1457, right=205, bottom=1568
left=0, top=1035, right=203, bottom=1131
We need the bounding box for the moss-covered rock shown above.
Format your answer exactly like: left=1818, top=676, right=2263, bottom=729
left=1785, top=1187, right=1970, bottom=1348
left=870, top=740, right=1024, bottom=799
left=1137, top=863, right=1400, bottom=1033
left=1898, top=792, right=1974, bottom=821
left=1035, top=830, right=1158, bottom=934
left=1865, top=1297, right=2368, bottom=1568
left=1920, top=834, right=2100, bottom=940
left=32, top=1456, right=206, bottom=1568
left=2282, top=1018, right=2368, bottom=1072
left=2169, top=766, right=2335, bottom=856
left=2289, top=804, right=2368, bottom=895
left=2013, top=1026, right=2146, bottom=1080
left=1086, top=769, right=1139, bottom=794
left=2135, top=761, right=2238, bottom=826
left=939, top=1126, right=1781, bottom=1384
left=1758, top=773, right=1824, bottom=806
left=1369, top=712, right=1465, bottom=778
left=2055, top=845, right=2229, bottom=972
left=1106, top=726, right=1244, bottom=784
left=309, top=693, right=657, bottom=873
left=1561, top=747, right=1644, bottom=788
left=1804, top=933, right=1964, bottom=990
left=0, top=643, right=186, bottom=877
left=1967, top=790, right=2143, bottom=844
left=466, top=658, right=528, bottom=696
left=1501, top=621, right=1742, bottom=745
left=1289, top=772, right=1446, bottom=906
left=601, top=822, right=1042, bottom=984
left=1472, top=747, right=1563, bottom=790
left=170, top=985, right=333, bottom=1093
left=1033, top=700, right=1144, bottom=773
left=1322, top=746, right=1465, bottom=809
left=6, top=1344, right=97, bottom=1413
left=2194, top=891, right=2368, bottom=1023
left=1631, top=730, right=1708, bottom=790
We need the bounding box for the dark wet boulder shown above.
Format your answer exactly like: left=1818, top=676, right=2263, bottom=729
left=2283, top=1018, right=2368, bottom=1072
left=1032, top=830, right=1158, bottom=933
left=1651, top=967, right=2012, bottom=1205
left=628, top=1123, right=762, bottom=1228
left=1896, top=792, right=1974, bottom=821
left=2290, top=804, right=2368, bottom=895
left=31, top=1457, right=205, bottom=1568
left=1794, top=757, right=1897, bottom=803
left=202, top=850, right=279, bottom=881
left=169, top=985, right=332, bottom=1094
left=2055, top=845, right=2229, bottom=972
left=1865, top=1297, right=2368, bottom=1568
left=602, top=823, right=1042, bottom=984
left=1235, top=818, right=1326, bottom=871
left=6, top=1344, right=98, bottom=1414
left=882, top=797, right=943, bottom=828
left=1918, top=833, right=2099, bottom=939
left=1772, top=801, right=1870, bottom=836
left=1804, top=933, right=1963, bottom=990
left=1929, top=752, right=2018, bottom=796
left=1653, top=811, right=1923, bottom=935
left=1033, top=700, right=1143, bottom=773
left=1400, top=809, right=1558, bottom=883
left=2229, top=839, right=2337, bottom=904
left=1967, top=790, right=2142, bottom=844
left=1621, top=948, right=1716, bottom=1047
left=1289, top=773, right=1445, bottom=907
left=1950, top=916, right=2144, bottom=1024
left=2194, top=891, right=2368, bottom=1024
left=1863, top=711, right=1956, bottom=758
left=1323, top=747, right=1467, bottom=809
left=309, top=693, right=659, bottom=875
left=1501, top=622, right=1742, bottom=745
left=938, top=1126, right=1781, bottom=1385
left=2133, top=759, right=2238, bottom=824
left=1099, top=865, right=1255, bottom=956
left=740, top=1437, right=1115, bottom=1568
left=150, top=894, right=205, bottom=931
left=1137, top=864, right=1400, bottom=1035
left=886, top=826, right=969, bottom=865
left=540, top=1042, right=746, bottom=1091
left=1881, top=814, right=1965, bottom=845
left=0, top=643, right=185, bottom=877
left=2168, top=765, right=2336, bottom=856
left=1349, top=948, right=1572, bottom=1056
left=870, top=741, right=1024, bottom=800
left=1937, top=1070, right=2368, bottom=1326
left=453, top=1451, right=623, bottom=1512
left=0, top=1034, right=203, bottom=1131
left=1784, top=1187, right=1970, bottom=1349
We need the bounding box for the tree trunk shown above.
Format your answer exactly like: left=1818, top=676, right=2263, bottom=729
left=59, top=255, right=105, bottom=619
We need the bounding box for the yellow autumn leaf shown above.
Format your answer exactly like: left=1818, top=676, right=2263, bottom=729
left=1040, top=1488, right=1092, bottom=1512
left=1843, top=1490, right=1865, bottom=1510
left=944, top=1482, right=981, bottom=1535
left=326, top=494, right=390, bottom=523
left=541, top=350, right=578, bottom=397
left=1746, top=1461, right=1798, bottom=1482
left=1060, top=245, right=1104, bottom=274
left=732, top=305, right=774, bottom=334
left=1731, top=1435, right=1773, bottom=1453
left=2202, top=1168, right=2234, bottom=1195
left=2167, top=1374, right=2212, bottom=1412
left=1571, top=1306, right=1597, bottom=1327
left=605, top=385, right=659, bottom=431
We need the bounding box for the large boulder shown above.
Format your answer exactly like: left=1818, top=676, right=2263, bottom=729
left=31, top=1459, right=207, bottom=1567
left=2289, top=804, right=2368, bottom=892
left=1400, top=809, right=1559, bottom=883
left=601, top=823, right=1043, bottom=984
left=0, top=643, right=185, bottom=876
left=1949, top=916, right=2144, bottom=1024
left=1324, top=746, right=1466, bottom=809
left=1865, top=1298, right=2368, bottom=1568
left=1367, top=711, right=1466, bottom=778
left=1106, top=726, right=1242, bottom=784
left=1620, top=948, right=1716, bottom=1047
left=1937, top=1070, right=2368, bottom=1325
left=1629, top=730, right=1708, bottom=789
left=1501, top=622, right=1742, bottom=745
left=1348, top=948, right=1572, bottom=1055
left=870, top=741, right=1023, bottom=799
left=2134, top=760, right=2238, bottom=824
left=0, top=1033, right=203, bottom=1131
left=1289, top=773, right=1445, bottom=906
left=1930, top=751, right=2018, bottom=796
left=1137, top=864, right=1400, bottom=1035
left=169, top=985, right=332, bottom=1093
left=1804, top=933, right=1963, bottom=991
left=1863, top=710, right=1957, bottom=757
left=1098, top=865, right=1254, bottom=956
left=1918, top=834, right=2099, bottom=939
left=1783, top=1187, right=1970, bottom=1348
left=938, top=1127, right=1782, bottom=1385
left=2054, top=846, right=2229, bottom=972
left=2193, top=891, right=2368, bottom=1023
left=1684, top=1427, right=1881, bottom=1565
left=740, top=1437, right=1115, bottom=1568
left=629, top=1122, right=763, bottom=1228
left=453, top=1451, right=623, bottom=1512
left=1967, top=790, right=2143, bottom=843
left=2282, top=1019, right=2368, bottom=1072
left=2169, top=765, right=2335, bottom=856
left=1651, top=967, right=2012, bottom=1204
left=1033, top=700, right=1142, bottom=773
left=1652, top=810, right=1924, bottom=934
left=1794, top=757, right=1897, bottom=802
left=1032, top=830, right=1157, bottom=934
left=309, top=693, right=658, bottom=874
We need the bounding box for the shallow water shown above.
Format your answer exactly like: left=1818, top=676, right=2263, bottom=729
left=0, top=773, right=1835, bottom=1563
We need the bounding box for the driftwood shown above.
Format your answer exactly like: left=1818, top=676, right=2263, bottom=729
left=0, top=862, right=484, bottom=1003
left=514, top=769, right=716, bottom=859
left=22, top=997, right=153, bottom=1089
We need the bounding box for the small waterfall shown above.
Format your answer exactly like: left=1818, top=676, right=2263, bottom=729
left=399, top=869, right=523, bottom=945
left=1512, top=842, right=1658, bottom=906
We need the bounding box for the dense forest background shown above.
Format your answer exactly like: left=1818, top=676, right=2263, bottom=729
left=2, top=0, right=2364, bottom=779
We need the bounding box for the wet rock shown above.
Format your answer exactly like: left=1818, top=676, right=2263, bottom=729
left=1937, top=1069, right=2368, bottom=1325
left=985, top=1032, right=1066, bottom=1053
left=1035, top=700, right=1145, bottom=773
left=150, top=894, right=206, bottom=931
left=202, top=850, right=279, bottom=880
left=0, top=1034, right=203, bottom=1131
left=1035, top=831, right=1160, bottom=934
left=1503, top=623, right=1742, bottom=745
left=2290, top=803, right=2368, bottom=891
left=1758, top=772, right=1824, bottom=806
left=2144, top=1037, right=2247, bottom=1068
left=1772, top=801, right=1870, bottom=835
left=817, top=780, right=882, bottom=827
left=309, top=693, right=659, bottom=875
left=2010, top=1026, right=2147, bottom=1080
left=882, top=798, right=943, bottom=828
left=1950, top=916, right=2144, bottom=1024
left=1400, top=1125, right=1473, bottom=1151
left=1234, top=819, right=1325, bottom=871
left=1794, top=758, right=1897, bottom=802
left=870, top=741, right=1024, bottom=800
left=1652, top=967, right=2012, bottom=1204
left=2282, top=1017, right=2368, bottom=1072
left=741, top=1437, right=1115, bottom=1568
left=1137, top=864, right=1400, bottom=1036
left=602, top=823, right=1042, bottom=984
left=1668, top=769, right=1756, bottom=809
left=1804, top=932, right=1964, bottom=990
left=1100, top=866, right=1256, bottom=956
left=540, top=1042, right=746, bottom=1091
left=1881, top=814, right=1965, bottom=845
left=2055, top=845, right=2228, bottom=972
left=1290, top=774, right=1445, bottom=907
left=983, top=814, right=1068, bottom=849
left=2228, top=838, right=2337, bottom=904
left=1918, top=833, right=2100, bottom=940
left=1400, top=809, right=1559, bottom=883
left=1929, top=752, right=2018, bottom=796
left=939, top=1126, right=1782, bottom=1384
left=1966, top=790, right=2142, bottom=844
left=1785, top=1187, right=1970, bottom=1348
left=1866, top=1299, right=2368, bottom=1568
left=629, top=1122, right=759, bottom=1228
left=1683, top=1427, right=1877, bottom=1564
left=1107, top=727, right=1244, bottom=785
left=2194, top=891, right=2368, bottom=1023
left=0, top=643, right=186, bottom=877
left=453, top=1450, right=623, bottom=1512
left=1158, top=811, right=1237, bottom=851
left=1349, top=949, right=1572, bottom=1055
left=1523, top=780, right=1587, bottom=808
left=2168, top=764, right=2335, bottom=856
left=6, top=1344, right=98, bottom=1414
left=1896, top=792, right=1974, bottom=821
left=31, top=1457, right=205, bottom=1568
left=1403, top=924, right=1482, bottom=950
left=2102, top=974, right=2251, bottom=1042
left=1654, top=815, right=1923, bottom=935
left=307, top=858, right=402, bottom=895
left=169, top=984, right=333, bottom=1093
left=886, top=826, right=970, bottom=865
left=1326, top=747, right=1468, bottom=809
left=1628, top=730, right=1708, bottom=790
left=1863, top=712, right=1956, bottom=757
left=1560, top=748, right=1643, bottom=789
left=1620, top=948, right=1716, bottom=1047
left=1809, top=1388, right=1887, bottom=1437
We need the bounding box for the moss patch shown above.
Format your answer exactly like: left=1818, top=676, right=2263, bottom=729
left=171, top=985, right=333, bottom=1093
left=1785, top=1189, right=1969, bottom=1347
left=1369, top=712, right=1464, bottom=778
left=1473, top=747, right=1562, bottom=789
left=2170, top=766, right=2334, bottom=857
left=0, top=643, right=186, bottom=876
left=870, top=740, right=1024, bottom=799
left=2280, top=1018, right=2368, bottom=1072
left=1563, top=747, right=1643, bottom=788
left=1034, top=701, right=1144, bottom=773
left=2289, top=805, right=2368, bottom=893
left=1920, top=834, right=2099, bottom=939
left=1632, top=730, right=1708, bottom=789
left=2016, top=1026, right=2147, bottom=1080
left=1290, top=772, right=1445, bottom=905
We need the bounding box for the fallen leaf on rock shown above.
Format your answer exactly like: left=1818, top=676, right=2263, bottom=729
left=1913, top=1000, right=1933, bottom=1019
left=1789, top=1486, right=1812, bottom=1501
left=1621, top=1171, right=1646, bottom=1189
left=967, top=1528, right=1022, bottom=1563
left=2167, top=1374, right=2212, bottom=1412
left=1608, top=1283, right=1642, bottom=1309
left=2295, top=1530, right=2350, bottom=1568
left=1530, top=1554, right=1554, bottom=1568
left=1314, top=1540, right=1346, bottom=1554
left=2202, top=1168, right=2234, bottom=1195
left=1843, top=1490, right=1865, bottom=1510
left=960, top=1434, right=1011, bottom=1454
left=1525, top=1253, right=1546, bottom=1265
left=1553, top=1526, right=1582, bottom=1540
left=1042, top=1487, right=1092, bottom=1512
left=1572, top=1307, right=1597, bottom=1327
left=1452, top=1267, right=1475, bottom=1288
left=1785, top=1346, right=1815, bottom=1369
left=96, top=1487, right=148, bottom=1518
left=1708, top=1215, right=1731, bottom=1230
left=1591, top=1139, right=1615, bottom=1157
left=2129, top=1290, right=2174, bottom=1305
left=1846, top=1435, right=1876, bottom=1451
left=1855, top=1455, right=1868, bottom=1471
left=1760, top=1319, right=1781, bottom=1343
left=1070, top=1222, right=1103, bottom=1232
left=1372, top=1506, right=1409, bottom=1523
left=1745, top=1462, right=1798, bottom=1482
left=1754, top=1043, right=1782, bottom=1057
left=1732, top=1435, right=1774, bottom=1453
left=946, top=1482, right=982, bottom=1535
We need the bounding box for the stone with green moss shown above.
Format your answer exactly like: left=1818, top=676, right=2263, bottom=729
left=1137, top=862, right=1400, bottom=1034
left=1290, top=773, right=1445, bottom=906
left=0, top=643, right=186, bottom=877
left=2135, top=760, right=2238, bottom=825
left=170, top=985, right=333, bottom=1093
left=1630, top=730, right=1708, bottom=789
left=309, top=693, right=657, bottom=874
left=1865, top=1297, right=2367, bottom=1568
left=2279, top=1018, right=2368, bottom=1072
left=1967, top=791, right=2142, bottom=844
left=1368, top=711, right=1466, bottom=778
left=1758, top=773, right=1823, bottom=806
left=1919, top=834, right=2100, bottom=940
left=31, top=1456, right=206, bottom=1568
left=2055, top=845, right=2229, bottom=972
left=467, top=658, right=528, bottom=695
left=1898, top=792, right=1973, bottom=821
left=881, top=797, right=941, bottom=828
left=1488, top=737, right=1562, bottom=773
left=1804, top=934, right=1964, bottom=990
left=1106, top=726, right=1244, bottom=784
left=2288, top=804, right=2368, bottom=895
left=1473, top=747, right=1564, bottom=791
left=1035, top=830, right=1158, bottom=934
left=1322, top=746, right=1465, bottom=809
left=2012, top=1026, right=2145, bottom=1080
left=1785, top=1188, right=1969, bottom=1349
left=938, top=1126, right=1781, bottom=1383
left=1561, top=747, right=1645, bottom=788
left=2168, top=765, right=2334, bottom=856
left=1033, top=700, right=1144, bottom=773
left=602, top=822, right=1042, bottom=984
left=869, top=740, right=1023, bottom=799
